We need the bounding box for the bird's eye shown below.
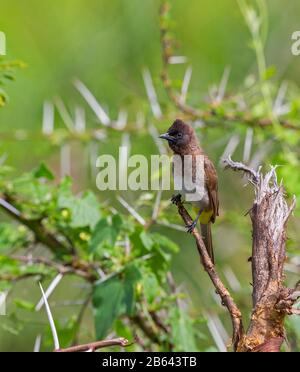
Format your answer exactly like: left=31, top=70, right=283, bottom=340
left=177, top=132, right=183, bottom=138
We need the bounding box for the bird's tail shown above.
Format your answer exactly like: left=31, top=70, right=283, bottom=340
left=200, top=223, right=214, bottom=264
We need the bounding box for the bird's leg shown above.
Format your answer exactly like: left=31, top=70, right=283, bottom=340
left=171, top=193, right=182, bottom=205
left=186, top=208, right=204, bottom=234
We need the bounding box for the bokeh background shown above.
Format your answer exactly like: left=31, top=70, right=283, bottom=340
left=1, top=0, right=300, bottom=351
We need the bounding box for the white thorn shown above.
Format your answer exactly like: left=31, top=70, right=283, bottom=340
left=136, top=111, right=145, bottom=129
left=42, top=101, right=54, bottom=135
left=38, top=282, right=60, bottom=351
left=249, top=140, right=272, bottom=171
left=243, top=128, right=253, bottom=164
left=0, top=198, right=21, bottom=216
left=33, top=334, right=42, bottom=352
left=35, top=273, right=63, bottom=311
left=152, top=190, right=162, bottom=220
left=168, top=56, right=188, bottom=64
left=74, top=106, right=86, bottom=134
left=204, top=311, right=227, bottom=352
left=89, top=141, right=99, bottom=180
left=156, top=220, right=186, bottom=232
left=60, top=143, right=72, bottom=178
left=216, top=67, right=231, bottom=103
left=114, top=109, right=128, bottom=130
left=117, top=196, right=146, bottom=226
left=73, top=78, right=111, bottom=126
left=142, top=68, right=162, bottom=119
left=223, top=266, right=242, bottom=292
left=54, top=97, right=74, bottom=132
left=273, top=81, right=289, bottom=116
left=180, top=66, right=193, bottom=104
left=119, top=134, right=131, bottom=185
left=148, top=124, right=167, bottom=155
left=219, top=135, right=240, bottom=166
left=211, top=313, right=230, bottom=343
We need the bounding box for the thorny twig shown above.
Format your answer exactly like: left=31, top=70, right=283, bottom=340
left=159, top=2, right=300, bottom=132
left=173, top=196, right=244, bottom=351
left=223, top=156, right=260, bottom=185
left=55, top=337, right=132, bottom=352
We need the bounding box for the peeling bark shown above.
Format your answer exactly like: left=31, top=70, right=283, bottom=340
left=224, top=158, right=298, bottom=352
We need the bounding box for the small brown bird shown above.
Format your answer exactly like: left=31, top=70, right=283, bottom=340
left=159, top=119, right=219, bottom=263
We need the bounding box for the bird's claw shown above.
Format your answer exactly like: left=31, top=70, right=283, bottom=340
left=171, top=194, right=181, bottom=205
left=186, top=221, right=197, bottom=234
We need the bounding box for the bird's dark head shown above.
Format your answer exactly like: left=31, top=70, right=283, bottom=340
left=159, top=119, right=199, bottom=154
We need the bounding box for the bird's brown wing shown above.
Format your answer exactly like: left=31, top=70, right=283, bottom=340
left=204, top=156, right=219, bottom=223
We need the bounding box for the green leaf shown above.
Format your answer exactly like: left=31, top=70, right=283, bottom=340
left=140, top=231, right=154, bottom=251
left=263, top=65, right=276, bottom=80
left=14, top=299, right=35, bottom=311
left=43, top=316, right=78, bottom=349
left=0, top=255, right=21, bottom=276
left=93, top=277, right=125, bottom=339
left=92, top=264, right=141, bottom=339
left=168, top=307, right=199, bottom=352
left=152, top=233, right=179, bottom=253
left=123, top=265, right=141, bottom=315
left=89, top=215, right=123, bottom=253
left=70, top=192, right=101, bottom=229
left=114, top=319, right=134, bottom=348
left=33, top=163, right=54, bottom=180
left=0, top=223, right=29, bottom=252
left=11, top=173, right=53, bottom=211
left=58, top=186, right=101, bottom=229
left=142, top=271, right=160, bottom=303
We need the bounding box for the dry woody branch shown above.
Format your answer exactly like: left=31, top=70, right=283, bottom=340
left=223, top=157, right=298, bottom=352
left=173, top=157, right=299, bottom=352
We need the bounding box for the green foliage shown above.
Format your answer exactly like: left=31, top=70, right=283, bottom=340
left=0, top=58, right=25, bottom=107
left=0, top=165, right=203, bottom=351
left=0, top=223, right=30, bottom=252
left=93, top=264, right=141, bottom=339
left=168, top=307, right=198, bottom=352
left=89, top=215, right=122, bottom=254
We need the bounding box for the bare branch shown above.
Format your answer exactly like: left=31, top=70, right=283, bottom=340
left=174, top=197, right=244, bottom=350
left=55, top=337, right=132, bottom=352
left=11, top=255, right=95, bottom=281
left=226, top=159, right=296, bottom=352
left=223, top=156, right=259, bottom=185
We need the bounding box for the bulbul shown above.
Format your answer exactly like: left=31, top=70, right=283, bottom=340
left=159, top=119, right=219, bottom=263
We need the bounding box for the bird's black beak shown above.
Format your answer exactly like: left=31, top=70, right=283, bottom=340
left=159, top=133, right=175, bottom=143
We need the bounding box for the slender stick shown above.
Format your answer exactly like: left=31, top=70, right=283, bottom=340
left=11, top=255, right=94, bottom=281
left=55, top=337, right=131, bottom=352
left=174, top=198, right=244, bottom=350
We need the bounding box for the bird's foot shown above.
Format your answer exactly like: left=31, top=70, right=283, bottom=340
left=171, top=194, right=181, bottom=205
left=186, top=221, right=197, bottom=234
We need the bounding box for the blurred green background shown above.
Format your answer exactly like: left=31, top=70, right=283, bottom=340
left=1, top=0, right=300, bottom=351
left=2, top=0, right=300, bottom=132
